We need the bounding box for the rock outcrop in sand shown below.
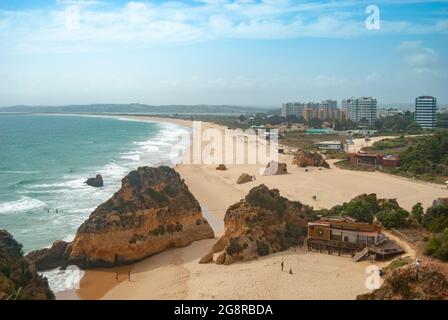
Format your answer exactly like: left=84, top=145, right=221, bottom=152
left=216, top=164, right=227, bottom=171
left=292, top=150, right=329, bottom=168
left=264, top=161, right=288, bottom=175
left=85, top=174, right=104, bottom=187
left=26, top=240, right=71, bottom=271
left=357, top=263, right=448, bottom=300
left=203, top=185, right=315, bottom=265
left=68, top=166, right=214, bottom=268
left=237, top=173, right=253, bottom=184
left=0, top=230, right=55, bottom=300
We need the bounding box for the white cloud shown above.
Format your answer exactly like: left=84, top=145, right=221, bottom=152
left=0, top=1, right=447, bottom=53
left=397, top=41, right=440, bottom=74
left=366, top=71, right=382, bottom=81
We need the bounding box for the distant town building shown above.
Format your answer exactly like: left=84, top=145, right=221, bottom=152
left=378, top=108, right=405, bottom=118
left=320, top=99, right=338, bottom=111
left=315, top=140, right=343, bottom=151
left=415, top=96, right=437, bottom=129
left=281, top=102, right=304, bottom=118
left=282, top=99, right=346, bottom=122
left=349, top=152, right=400, bottom=168
left=345, top=97, right=378, bottom=125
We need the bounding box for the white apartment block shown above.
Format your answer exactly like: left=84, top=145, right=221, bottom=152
left=415, top=96, right=437, bottom=129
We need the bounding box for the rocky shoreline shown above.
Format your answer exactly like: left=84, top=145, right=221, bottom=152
left=26, top=166, right=214, bottom=270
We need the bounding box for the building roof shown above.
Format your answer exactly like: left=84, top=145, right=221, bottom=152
left=315, top=141, right=343, bottom=145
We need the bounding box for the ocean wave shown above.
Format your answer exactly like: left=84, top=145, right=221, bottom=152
left=0, top=170, right=41, bottom=174
left=29, top=178, right=87, bottom=189
left=0, top=196, right=47, bottom=215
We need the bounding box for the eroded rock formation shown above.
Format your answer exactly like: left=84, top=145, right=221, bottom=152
left=0, top=230, right=55, bottom=300
left=68, top=166, right=214, bottom=268
left=357, top=263, right=448, bottom=300
left=264, top=161, right=288, bottom=175
left=292, top=150, right=329, bottom=168
left=26, top=240, right=71, bottom=271
left=202, top=185, right=315, bottom=265
left=216, top=164, right=227, bottom=171
left=85, top=174, right=104, bottom=188
left=237, top=173, right=253, bottom=184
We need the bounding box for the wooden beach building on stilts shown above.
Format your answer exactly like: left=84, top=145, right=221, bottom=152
left=307, top=216, right=404, bottom=261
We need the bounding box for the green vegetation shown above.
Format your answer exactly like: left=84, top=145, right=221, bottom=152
left=256, top=240, right=270, bottom=256
left=422, top=203, right=448, bottom=233
left=227, top=239, right=244, bottom=256
left=411, top=203, right=424, bottom=225
left=280, top=132, right=342, bottom=150
left=398, top=130, right=448, bottom=181
left=147, top=188, right=169, bottom=204
left=374, top=112, right=423, bottom=134
left=333, top=119, right=357, bottom=131
left=278, top=223, right=306, bottom=250
left=322, top=194, right=411, bottom=228
left=385, top=257, right=412, bottom=272
left=245, top=186, right=287, bottom=214
left=376, top=207, right=409, bottom=229
left=437, top=113, right=448, bottom=128
left=425, top=229, right=448, bottom=261
left=364, top=136, right=417, bottom=154
left=325, top=194, right=379, bottom=223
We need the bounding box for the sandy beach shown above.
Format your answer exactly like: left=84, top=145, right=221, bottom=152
left=67, top=115, right=446, bottom=300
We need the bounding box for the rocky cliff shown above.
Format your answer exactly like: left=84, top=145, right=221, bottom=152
left=357, top=263, right=448, bottom=300
left=203, top=185, right=315, bottom=265
left=0, top=230, right=55, bottom=300
left=292, top=150, right=329, bottom=168
left=26, top=240, right=71, bottom=271
left=68, top=166, right=214, bottom=268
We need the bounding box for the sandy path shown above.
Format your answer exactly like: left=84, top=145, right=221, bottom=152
left=71, top=116, right=446, bottom=300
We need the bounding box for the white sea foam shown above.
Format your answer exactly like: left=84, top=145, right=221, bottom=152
left=0, top=170, right=41, bottom=174
left=0, top=196, right=47, bottom=215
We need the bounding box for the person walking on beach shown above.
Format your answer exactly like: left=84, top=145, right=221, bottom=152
left=281, top=260, right=284, bottom=271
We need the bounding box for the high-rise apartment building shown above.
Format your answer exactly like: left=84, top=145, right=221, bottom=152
left=345, top=97, right=377, bottom=125
left=415, top=96, right=437, bottom=129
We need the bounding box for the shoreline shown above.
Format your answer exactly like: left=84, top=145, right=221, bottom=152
left=20, top=113, right=441, bottom=300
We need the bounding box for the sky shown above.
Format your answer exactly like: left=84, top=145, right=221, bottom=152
left=0, top=0, right=447, bottom=107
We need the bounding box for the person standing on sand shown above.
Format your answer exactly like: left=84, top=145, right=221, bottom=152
left=281, top=260, right=284, bottom=271
left=128, top=271, right=131, bottom=282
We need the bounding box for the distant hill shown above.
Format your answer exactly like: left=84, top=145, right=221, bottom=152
left=0, top=104, right=268, bottom=115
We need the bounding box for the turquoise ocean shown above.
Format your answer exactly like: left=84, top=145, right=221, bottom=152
left=0, top=114, right=189, bottom=255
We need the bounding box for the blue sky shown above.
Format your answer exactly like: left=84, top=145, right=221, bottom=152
left=0, top=0, right=447, bottom=107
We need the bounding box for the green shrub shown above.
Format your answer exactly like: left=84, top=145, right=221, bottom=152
left=423, top=204, right=448, bottom=233
left=226, top=239, right=244, bottom=256
left=387, top=274, right=411, bottom=298
left=376, top=208, right=409, bottom=228
left=329, top=194, right=379, bottom=223
left=425, top=229, right=448, bottom=261
left=147, top=188, right=169, bottom=204
left=411, top=202, right=424, bottom=225
left=256, top=240, right=270, bottom=256
left=0, top=265, right=11, bottom=277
